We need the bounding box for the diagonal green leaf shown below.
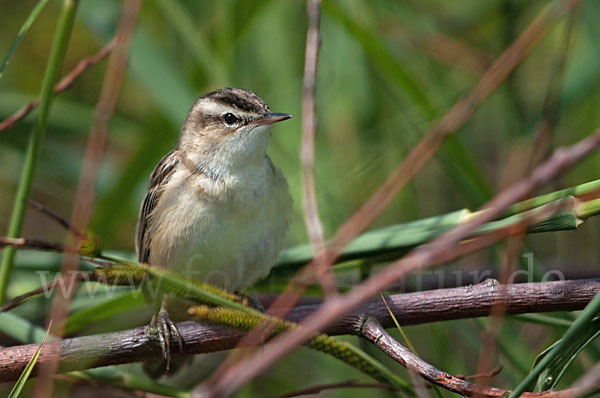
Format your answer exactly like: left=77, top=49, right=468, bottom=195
left=509, top=291, right=600, bottom=397
left=0, top=0, right=50, bottom=79
left=380, top=293, right=417, bottom=354
left=507, top=178, right=600, bottom=215
left=533, top=317, right=600, bottom=391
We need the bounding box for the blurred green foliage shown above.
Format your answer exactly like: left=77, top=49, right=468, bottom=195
left=1, top=0, right=600, bottom=396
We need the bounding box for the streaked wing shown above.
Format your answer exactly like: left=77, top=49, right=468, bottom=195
left=135, top=149, right=179, bottom=263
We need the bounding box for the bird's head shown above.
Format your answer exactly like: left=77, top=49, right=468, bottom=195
left=178, top=88, right=291, bottom=178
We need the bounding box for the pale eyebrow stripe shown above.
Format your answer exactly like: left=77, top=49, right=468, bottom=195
left=199, top=99, right=255, bottom=119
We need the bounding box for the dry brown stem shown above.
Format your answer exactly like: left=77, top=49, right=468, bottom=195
left=0, top=36, right=119, bottom=134
left=299, top=0, right=336, bottom=298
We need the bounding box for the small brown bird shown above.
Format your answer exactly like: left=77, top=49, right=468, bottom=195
left=136, top=88, right=293, bottom=373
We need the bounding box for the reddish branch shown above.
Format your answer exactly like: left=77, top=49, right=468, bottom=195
left=422, top=33, right=492, bottom=76
left=1, top=272, right=88, bottom=312
left=27, top=200, right=85, bottom=240
left=0, top=36, right=119, bottom=134
left=0, top=278, right=598, bottom=383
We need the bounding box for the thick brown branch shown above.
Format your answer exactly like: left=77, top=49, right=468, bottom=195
left=0, top=278, right=597, bottom=383
left=287, top=278, right=600, bottom=335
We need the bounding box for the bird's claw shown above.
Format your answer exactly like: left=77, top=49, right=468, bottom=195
left=146, top=303, right=183, bottom=372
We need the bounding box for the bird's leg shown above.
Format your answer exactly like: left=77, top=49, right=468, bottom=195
left=146, top=294, right=183, bottom=371
left=236, top=292, right=265, bottom=312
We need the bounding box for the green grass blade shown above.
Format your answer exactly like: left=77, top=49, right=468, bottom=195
left=7, top=321, right=52, bottom=398
left=0, top=0, right=50, bottom=79
left=380, top=294, right=417, bottom=354
left=576, top=197, right=600, bottom=219
left=275, top=203, right=572, bottom=268
left=276, top=209, right=468, bottom=267
left=532, top=318, right=600, bottom=391
left=509, top=291, right=600, bottom=397
left=0, top=0, right=79, bottom=305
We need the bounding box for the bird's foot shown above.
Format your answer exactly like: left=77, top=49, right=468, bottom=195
left=145, top=299, right=183, bottom=372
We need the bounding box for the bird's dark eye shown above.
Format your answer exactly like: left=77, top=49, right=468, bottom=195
left=223, top=113, right=238, bottom=125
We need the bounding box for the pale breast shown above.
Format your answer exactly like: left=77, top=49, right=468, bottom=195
left=147, top=158, right=292, bottom=291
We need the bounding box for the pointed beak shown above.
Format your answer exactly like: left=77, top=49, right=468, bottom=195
left=250, top=113, right=292, bottom=126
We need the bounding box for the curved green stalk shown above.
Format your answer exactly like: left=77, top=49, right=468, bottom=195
left=0, top=0, right=79, bottom=304
left=96, top=255, right=254, bottom=313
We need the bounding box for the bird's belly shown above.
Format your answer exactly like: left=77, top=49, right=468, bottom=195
left=150, top=187, right=289, bottom=291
